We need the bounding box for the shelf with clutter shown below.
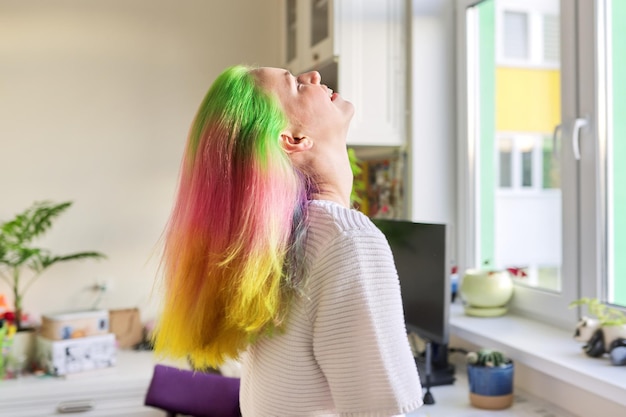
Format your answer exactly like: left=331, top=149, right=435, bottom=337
left=350, top=146, right=405, bottom=219
left=35, top=309, right=116, bottom=376
left=0, top=300, right=150, bottom=380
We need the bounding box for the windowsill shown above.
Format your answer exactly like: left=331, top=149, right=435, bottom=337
left=449, top=302, right=626, bottom=410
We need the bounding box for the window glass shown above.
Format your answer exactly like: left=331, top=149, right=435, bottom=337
left=608, top=0, right=626, bottom=306
left=471, top=0, right=562, bottom=291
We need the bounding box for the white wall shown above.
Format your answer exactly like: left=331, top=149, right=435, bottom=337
left=0, top=0, right=281, bottom=324
left=409, top=0, right=457, bottom=260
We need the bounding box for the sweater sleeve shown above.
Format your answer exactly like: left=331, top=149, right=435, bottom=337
left=308, top=227, right=423, bottom=417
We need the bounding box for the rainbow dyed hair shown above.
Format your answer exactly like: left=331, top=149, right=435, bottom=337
left=153, top=65, right=310, bottom=368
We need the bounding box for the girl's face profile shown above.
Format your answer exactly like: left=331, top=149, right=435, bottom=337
left=252, top=67, right=354, bottom=143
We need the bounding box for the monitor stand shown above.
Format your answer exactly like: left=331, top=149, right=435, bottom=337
left=415, top=356, right=456, bottom=387
left=415, top=342, right=456, bottom=387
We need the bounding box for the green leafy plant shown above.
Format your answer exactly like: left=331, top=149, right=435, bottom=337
left=348, top=147, right=364, bottom=207
left=569, top=297, right=626, bottom=326
left=466, top=348, right=511, bottom=367
left=0, top=201, right=106, bottom=330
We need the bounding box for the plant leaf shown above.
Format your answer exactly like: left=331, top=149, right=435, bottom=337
left=0, top=201, right=73, bottom=246
left=38, top=252, right=107, bottom=270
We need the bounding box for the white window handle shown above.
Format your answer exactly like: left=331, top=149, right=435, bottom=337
left=572, top=118, right=588, bottom=160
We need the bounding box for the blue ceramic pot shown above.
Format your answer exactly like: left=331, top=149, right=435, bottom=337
left=467, top=362, right=514, bottom=409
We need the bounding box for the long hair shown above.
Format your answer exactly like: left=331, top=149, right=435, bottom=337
left=153, top=65, right=310, bottom=368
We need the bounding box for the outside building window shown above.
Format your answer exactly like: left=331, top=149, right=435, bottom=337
left=503, top=11, right=529, bottom=59
left=542, top=136, right=560, bottom=189
left=543, top=14, right=560, bottom=62
left=498, top=138, right=513, bottom=188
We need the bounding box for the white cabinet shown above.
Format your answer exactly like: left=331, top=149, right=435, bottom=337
left=281, top=0, right=408, bottom=147
left=282, top=0, right=334, bottom=75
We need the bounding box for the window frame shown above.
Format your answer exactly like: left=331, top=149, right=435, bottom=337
left=456, top=0, right=587, bottom=329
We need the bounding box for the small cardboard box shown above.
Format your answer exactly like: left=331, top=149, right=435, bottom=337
left=36, top=333, right=116, bottom=376
left=41, top=309, right=109, bottom=340
left=108, top=308, right=143, bottom=349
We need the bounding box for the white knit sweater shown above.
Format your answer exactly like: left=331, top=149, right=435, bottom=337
left=240, top=200, right=423, bottom=417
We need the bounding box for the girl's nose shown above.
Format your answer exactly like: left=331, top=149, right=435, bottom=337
left=298, top=71, right=321, bottom=85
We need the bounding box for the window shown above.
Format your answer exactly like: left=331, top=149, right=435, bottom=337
left=459, top=0, right=624, bottom=329
left=542, top=135, right=560, bottom=189
left=498, top=138, right=513, bottom=188
left=543, top=14, right=560, bottom=62
left=496, top=0, right=561, bottom=68
left=607, top=0, right=626, bottom=306
left=503, top=11, right=528, bottom=59
left=497, top=135, right=554, bottom=191
left=519, top=136, right=534, bottom=188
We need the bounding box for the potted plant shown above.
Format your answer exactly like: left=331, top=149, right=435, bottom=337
left=0, top=201, right=106, bottom=331
left=460, top=262, right=514, bottom=317
left=348, top=147, right=365, bottom=209
left=569, top=297, right=626, bottom=359
left=466, top=348, right=514, bottom=410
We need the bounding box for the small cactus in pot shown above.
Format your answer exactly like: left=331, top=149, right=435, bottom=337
left=466, top=348, right=514, bottom=409
left=466, top=348, right=511, bottom=367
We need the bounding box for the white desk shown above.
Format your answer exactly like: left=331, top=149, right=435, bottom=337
left=407, top=364, right=576, bottom=417
left=0, top=350, right=164, bottom=417
left=0, top=350, right=574, bottom=417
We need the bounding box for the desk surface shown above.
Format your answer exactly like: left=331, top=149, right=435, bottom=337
left=407, top=364, right=575, bottom=417
left=0, top=350, right=164, bottom=417
left=0, top=350, right=575, bottom=417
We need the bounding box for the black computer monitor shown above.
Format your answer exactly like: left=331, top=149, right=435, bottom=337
left=372, top=219, right=455, bottom=387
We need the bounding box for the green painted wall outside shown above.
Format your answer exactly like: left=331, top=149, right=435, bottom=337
left=612, top=0, right=626, bottom=305
left=479, top=0, right=496, bottom=266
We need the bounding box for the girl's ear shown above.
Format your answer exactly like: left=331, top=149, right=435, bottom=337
left=280, top=132, right=313, bottom=154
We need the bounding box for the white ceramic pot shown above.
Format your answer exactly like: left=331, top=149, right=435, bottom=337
left=2, top=329, right=36, bottom=377
left=460, top=269, right=514, bottom=317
